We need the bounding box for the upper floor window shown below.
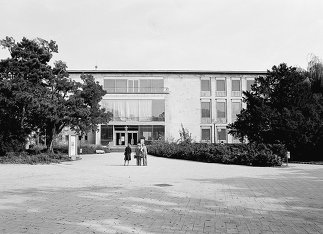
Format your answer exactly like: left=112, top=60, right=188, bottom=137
left=246, top=79, right=254, bottom=92
left=116, top=79, right=127, bottom=93
left=231, top=79, right=241, bottom=96
left=216, top=100, right=226, bottom=124
left=215, top=79, right=226, bottom=96
left=231, top=100, right=242, bottom=122
left=201, top=101, right=211, bottom=124
left=201, top=78, right=211, bottom=96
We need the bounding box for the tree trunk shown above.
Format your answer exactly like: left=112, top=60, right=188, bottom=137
left=46, top=125, right=56, bottom=154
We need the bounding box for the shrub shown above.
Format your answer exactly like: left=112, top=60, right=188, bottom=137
left=79, top=144, right=110, bottom=154
left=0, top=152, right=71, bottom=164
left=147, top=141, right=284, bottom=167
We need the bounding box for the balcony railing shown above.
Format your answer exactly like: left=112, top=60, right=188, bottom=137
left=106, top=87, right=169, bottom=94
left=201, top=117, right=212, bottom=124
left=231, top=91, right=241, bottom=97
left=200, top=91, right=211, bottom=97
left=215, top=91, right=226, bottom=97
left=111, top=116, right=165, bottom=122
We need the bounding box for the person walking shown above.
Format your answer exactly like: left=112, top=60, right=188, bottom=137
left=142, top=143, right=148, bottom=166
left=124, top=144, right=132, bottom=166
left=135, top=143, right=142, bottom=166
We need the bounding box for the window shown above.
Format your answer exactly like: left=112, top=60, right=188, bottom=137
left=140, top=79, right=151, bottom=93
left=152, top=100, right=165, bottom=121
left=116, top=79, right=127, bottom=93
left=128, top=80, right=134, bottom=93
left=232, top=79, right=241, bottom=91
left=201, top=101, right=211, bottom=123
left=215, top=79, right=226, bottom=96
left=216, top=100, right=226, bottom=123
left=231, top=101, right=242, bottom=122
left=134, top=80, right=139, bottom=93
left=217, top=127, right=227, bottom=143
left=104, top=79, right=115, bottom=93
left=201, top=128, right=211, bottom=142
left=152, top=125, right=165, bottom=140
left=151, top=79, right=164, bottom=93
left=139, top=125, right=152, bottom=140
left=201, top=79, right=211, bottom=91
left=246, top=79, right=254, bottom=92
left=101, top=125, right=113, bottom=145
left=201, top=78, right=211, bottom=96
left=231, top=79, right=241, bottom=97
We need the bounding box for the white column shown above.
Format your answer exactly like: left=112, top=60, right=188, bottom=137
left=95, top=124, right=101, bottom=145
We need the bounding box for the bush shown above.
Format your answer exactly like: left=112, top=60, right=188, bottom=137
left=0, top=152, right=71, bottom=164
left=147, top=141, right=284, bottom=167
left=79, top=144, right=110, bottom=154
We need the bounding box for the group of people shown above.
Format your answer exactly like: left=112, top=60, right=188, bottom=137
left=124, top=143, right=147, bottom=166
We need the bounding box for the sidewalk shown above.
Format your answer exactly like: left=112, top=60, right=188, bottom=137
left=0, top=153, right=322, bottom=233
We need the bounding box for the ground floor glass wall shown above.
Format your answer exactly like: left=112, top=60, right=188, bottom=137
left=101, top=125, right=165, bottom=146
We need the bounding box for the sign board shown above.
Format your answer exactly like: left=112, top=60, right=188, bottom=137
left=287, top=151, right=290, bottom=159
left=68, top=135, right=78, bottom=160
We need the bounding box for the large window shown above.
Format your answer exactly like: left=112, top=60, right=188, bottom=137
left=201, top=101, right=211, bottom=123
left=104, top=79, right=115, bottom=93
left=101, top=125, right=113, bottom=145
left=101, top=99, right=165, bottom=122
left=139, top=125, right=165, bottom=141
left=231, top=100, right=242, bottom=122
left=201, top=127, right=211, bottom=142
left=152, top=100, right=165, bottom=121
left=216, top=100, right=226, bottom=123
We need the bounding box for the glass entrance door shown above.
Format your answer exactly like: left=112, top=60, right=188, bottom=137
left=116, top=132, right=126, bottom=146
left=127, top=132, right=138, bottom=145
left=115, top=131, right=138, bottom=146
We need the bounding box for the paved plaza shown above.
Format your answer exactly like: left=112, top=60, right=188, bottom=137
left=0, top=153, right=322, bottom=234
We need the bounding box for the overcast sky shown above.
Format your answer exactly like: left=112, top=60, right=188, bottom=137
left=1, top=0, right=322, bottom=71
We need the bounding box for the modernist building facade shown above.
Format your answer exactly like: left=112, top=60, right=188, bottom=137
left=67, top=70, right=265, bottom=146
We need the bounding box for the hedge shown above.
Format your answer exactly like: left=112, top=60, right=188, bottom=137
left=147, top=142, right=286, bottom=166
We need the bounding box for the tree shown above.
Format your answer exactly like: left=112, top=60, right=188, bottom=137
left=228, top=63, right=323, bottom=161
left=0, top=37, right=112, bottom=154
left=308, top=54, right=323, bottom=93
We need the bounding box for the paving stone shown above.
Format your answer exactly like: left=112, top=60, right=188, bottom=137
left=0, top=153, right=322, bottom=233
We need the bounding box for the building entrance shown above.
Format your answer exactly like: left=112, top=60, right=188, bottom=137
left=115, top=131, right=138, bottom=146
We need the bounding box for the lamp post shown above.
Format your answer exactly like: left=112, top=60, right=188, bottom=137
left=125, top=126, right=128, bottom=145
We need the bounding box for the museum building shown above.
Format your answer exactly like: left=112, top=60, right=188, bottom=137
left=66, top=70, right=265, bottom=147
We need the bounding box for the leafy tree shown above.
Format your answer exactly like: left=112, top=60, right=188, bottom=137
left=228, top=63, right=323, bottom=161
left=0, top=37, right=112, bottom=154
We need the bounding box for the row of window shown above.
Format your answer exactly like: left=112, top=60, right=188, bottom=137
left=201, top=127, right=229, bottom=143
left=104, top=78, right=165, bottom=93
left=201, top=100, right=242, bottom=124
left=101, top=125, right=165, bottom=144
left=201, top=78, right=254, bottom=97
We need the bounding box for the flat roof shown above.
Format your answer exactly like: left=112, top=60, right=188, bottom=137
left=68, top=70, right=267, bottom=75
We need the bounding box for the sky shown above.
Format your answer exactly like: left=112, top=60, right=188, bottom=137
left=1, top=0, right=323, bottom=71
